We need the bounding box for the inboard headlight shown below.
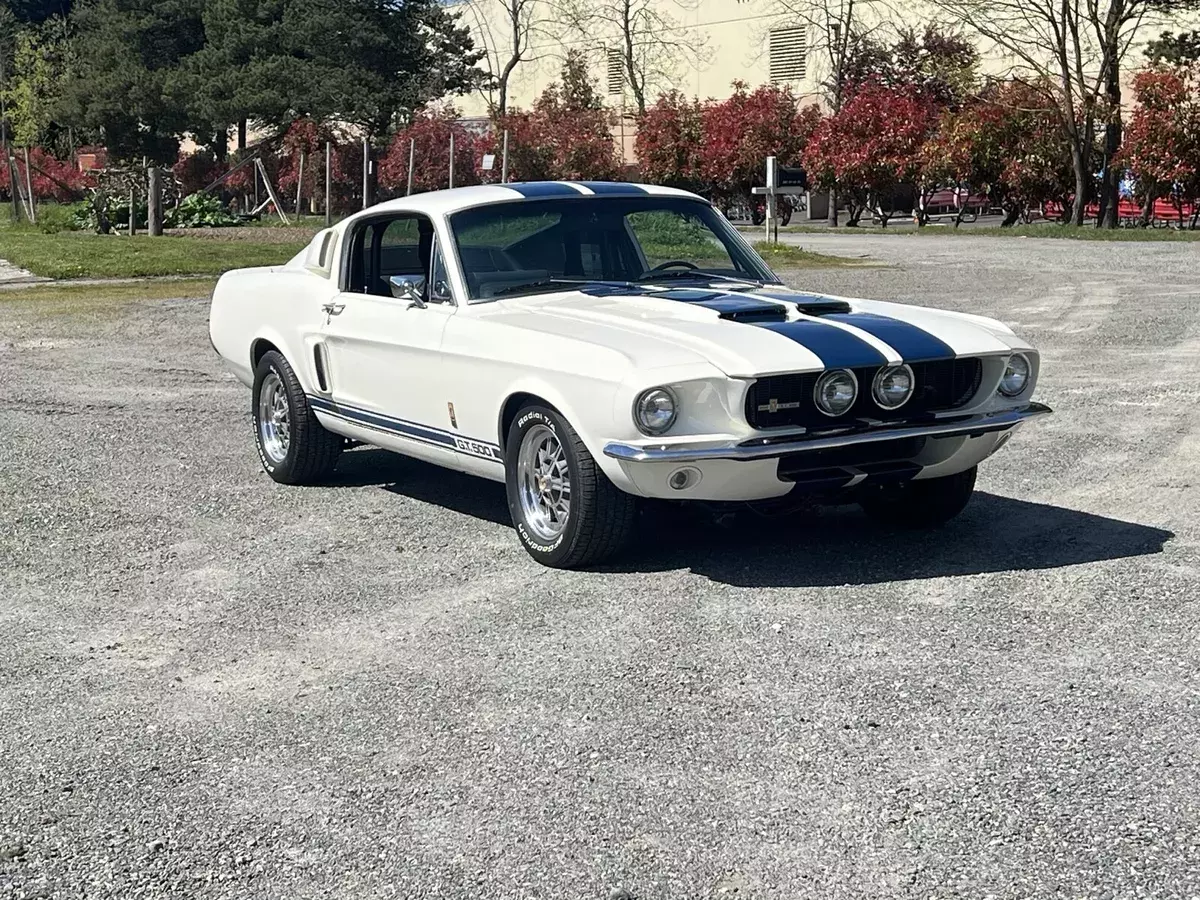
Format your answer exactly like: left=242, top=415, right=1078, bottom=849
left=999, top=353, right=1030, bottom=397
left=872, top=364, right=915, bottom=410
left=813, top=369, right=858, bottom=417
left=634, top=387, right=678, bottom=435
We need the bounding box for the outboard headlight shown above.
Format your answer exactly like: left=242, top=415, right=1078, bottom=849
left=634, top=387, right=678, bottom=435
left=999, top=353, right=1030, bottom=397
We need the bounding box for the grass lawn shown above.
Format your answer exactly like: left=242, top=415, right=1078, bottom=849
left=750, top=241, right=864, bottom=268
left=757, top=223, right=1200, bottom=242
left=0, top=231, right=307, bottom=279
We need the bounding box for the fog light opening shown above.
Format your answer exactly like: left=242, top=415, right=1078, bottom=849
left=668, top=467, right=702, bottom=491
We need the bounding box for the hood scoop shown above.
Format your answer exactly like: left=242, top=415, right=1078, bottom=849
left=748, top=290, right=854, bottom=316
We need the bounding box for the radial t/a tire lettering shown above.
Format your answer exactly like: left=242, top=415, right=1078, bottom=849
left=504, top=404, right=637, bottom=569
left=251, top=350, right=342, bottom=485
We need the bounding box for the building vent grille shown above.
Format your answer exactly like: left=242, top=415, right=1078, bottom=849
left=607, top=48, right=624, bottom=95
left=769, top=26, right=807, bottom=82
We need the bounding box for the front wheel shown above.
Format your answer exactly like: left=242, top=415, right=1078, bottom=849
left=858, top=467, right=977, bottom=528
left=505, top=405, right=637, bottom=568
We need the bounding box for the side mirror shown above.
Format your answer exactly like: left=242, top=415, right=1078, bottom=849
left=389, top=275, right=427, bottom=308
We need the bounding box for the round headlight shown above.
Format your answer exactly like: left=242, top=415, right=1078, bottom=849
left=872, top=364, right=915, bottom=410
left=813, top=369, right=858, bottom=417
left=634, top=387, right=678, bottom=435
left=999, top=353, right=1030, bottom=397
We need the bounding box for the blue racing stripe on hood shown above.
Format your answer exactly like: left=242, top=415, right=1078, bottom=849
left=573, top=181, right=647, bottom=195
left=758, top=319, right=888, bottom=369
left=824, top=312, right=955, bottom=362
left=506, top=182, right=583, bottom=198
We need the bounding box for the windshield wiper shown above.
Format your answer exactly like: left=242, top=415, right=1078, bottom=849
left=490, top=278, right=598, bottom=298
left=636, top=270, right=763, bottom=286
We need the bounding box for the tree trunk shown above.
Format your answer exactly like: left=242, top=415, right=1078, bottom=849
left=1070, top=141, right=1089, bottom=227
left=237, top=120, right=247, bottom=152
left=827, top=188, right=839, bottom=227
left=1140, top=191, right=1155, bottom=228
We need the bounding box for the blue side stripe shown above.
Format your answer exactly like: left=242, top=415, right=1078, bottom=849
left=824, top=313, right=955, bottom=362
left=758, top=319, right=888, bottom=369
left=308, top=396, right=503, bottom=462
left=573, top=181, right=647, bottom=195
left=506, top=182, right=584, bottom=198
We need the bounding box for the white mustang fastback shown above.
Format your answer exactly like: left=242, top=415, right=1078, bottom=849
left=209, top=181, right=1050, bottom=568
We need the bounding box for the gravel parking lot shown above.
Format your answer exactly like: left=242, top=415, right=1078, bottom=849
left=2, top=235, right=1198, bottom=899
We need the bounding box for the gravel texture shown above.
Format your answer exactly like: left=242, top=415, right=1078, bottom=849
left=1, top=234, right=1199, bottom=899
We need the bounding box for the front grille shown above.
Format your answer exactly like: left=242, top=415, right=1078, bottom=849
left=746, top=358, right=983, bottom=430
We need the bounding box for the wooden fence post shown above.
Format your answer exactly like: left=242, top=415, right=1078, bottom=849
left=325, top=141, right=332, bottom=227
left=148, top=167, right=164, bottom=236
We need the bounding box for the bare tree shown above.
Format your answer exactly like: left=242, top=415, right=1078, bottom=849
left=560, top=0, right=706, bottom=116
left=463, top=0, right=558, bottom=115
left=926, top=0, right=1190, bottom=227
left=764, top=0, right=893, bottom=225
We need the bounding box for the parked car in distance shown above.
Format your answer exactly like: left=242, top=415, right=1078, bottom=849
left=209, top=181, right=1051, bottom=568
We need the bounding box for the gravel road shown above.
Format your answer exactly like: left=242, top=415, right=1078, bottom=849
left=1, top=235, right=1198, bottom=899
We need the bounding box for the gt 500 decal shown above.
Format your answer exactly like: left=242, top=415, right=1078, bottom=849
left=455, top=437, right=502, bottom=461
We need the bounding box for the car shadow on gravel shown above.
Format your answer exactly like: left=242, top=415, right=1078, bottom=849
left=616, top=494, right=1174, bottom=587
left=329, top=449, right=1172, bottom=586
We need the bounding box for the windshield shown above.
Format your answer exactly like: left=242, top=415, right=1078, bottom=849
left=447, top=196, right=780, bottom=302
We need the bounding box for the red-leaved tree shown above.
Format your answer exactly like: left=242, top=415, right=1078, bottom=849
left=699, top=82, right=821, bottom=206
left=917, top=81, right=1072, bottom=226
left=477, top=85, right=621, bottom=183
left=803, top=82, right=938, bottom=225
left=1119, top=65, right=1200, bottom=227
left=379, top=108, right=480, bottom=196
left=635, top=91, right=706, bottom=192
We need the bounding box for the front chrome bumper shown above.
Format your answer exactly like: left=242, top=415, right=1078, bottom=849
left=603, top=402, right=1052, bottom=464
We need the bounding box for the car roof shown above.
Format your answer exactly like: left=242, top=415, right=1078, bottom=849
left=358, top=181, right=708, bottom=220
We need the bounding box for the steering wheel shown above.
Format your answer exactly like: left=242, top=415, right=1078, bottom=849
left=648, top=260, right=699, bottom=272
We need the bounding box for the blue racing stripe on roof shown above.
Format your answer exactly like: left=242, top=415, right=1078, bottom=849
left=505, top=182, right=585, bottom=198
left=573, top=181, right=648, bottom=195
left=758, top=319, right=889, bottom=369
left=824, top=312, right=955, bottom=362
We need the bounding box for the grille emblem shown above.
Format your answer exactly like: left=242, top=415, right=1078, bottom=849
left=758, top=399, right=800, bottom=413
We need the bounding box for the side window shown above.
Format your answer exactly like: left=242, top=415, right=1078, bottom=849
left=429, top=240, right=453, bottom=303
left=378, top=218, right=423, bottom=281
left=347, top=214, right=437, bottom=297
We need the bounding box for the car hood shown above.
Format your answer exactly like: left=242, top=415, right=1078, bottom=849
left=474, top=283, right=1023, bottom=378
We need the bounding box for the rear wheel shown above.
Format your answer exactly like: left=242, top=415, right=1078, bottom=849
left=858, top=466, right=977, bottom=528
left=505, top=405, right=636, bottom=568
left=252, top=350, right=343, bottom=485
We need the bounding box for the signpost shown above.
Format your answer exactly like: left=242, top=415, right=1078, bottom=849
left=752, top=155, right=808, bottom=244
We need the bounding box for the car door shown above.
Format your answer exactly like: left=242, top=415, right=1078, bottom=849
left=319, top=213, right=456, bottom=458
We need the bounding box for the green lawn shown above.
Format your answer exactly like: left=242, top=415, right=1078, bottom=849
left=0, top=231, right=307, bottom=279
left=751, top=241, right=864, bottom=268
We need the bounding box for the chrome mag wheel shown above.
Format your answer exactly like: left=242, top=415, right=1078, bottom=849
left=516, top=424, right=571, bottom=541
left=257, top=371, right=291, bottom=464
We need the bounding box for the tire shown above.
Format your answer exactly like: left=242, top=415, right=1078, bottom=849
left=252, top=350, right=343, bottom=485
left=504, top=405, right=637, bottom=568
left=779, top=205, right=793, bottom=226
left=858, top=466, right=977, bottom=528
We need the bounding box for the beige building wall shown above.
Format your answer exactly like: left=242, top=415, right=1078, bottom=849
left=452, top=0, right=1200, bottom=164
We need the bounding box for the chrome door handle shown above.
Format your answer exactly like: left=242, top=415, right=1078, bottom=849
left=322, top=302, right=346, bottom=316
